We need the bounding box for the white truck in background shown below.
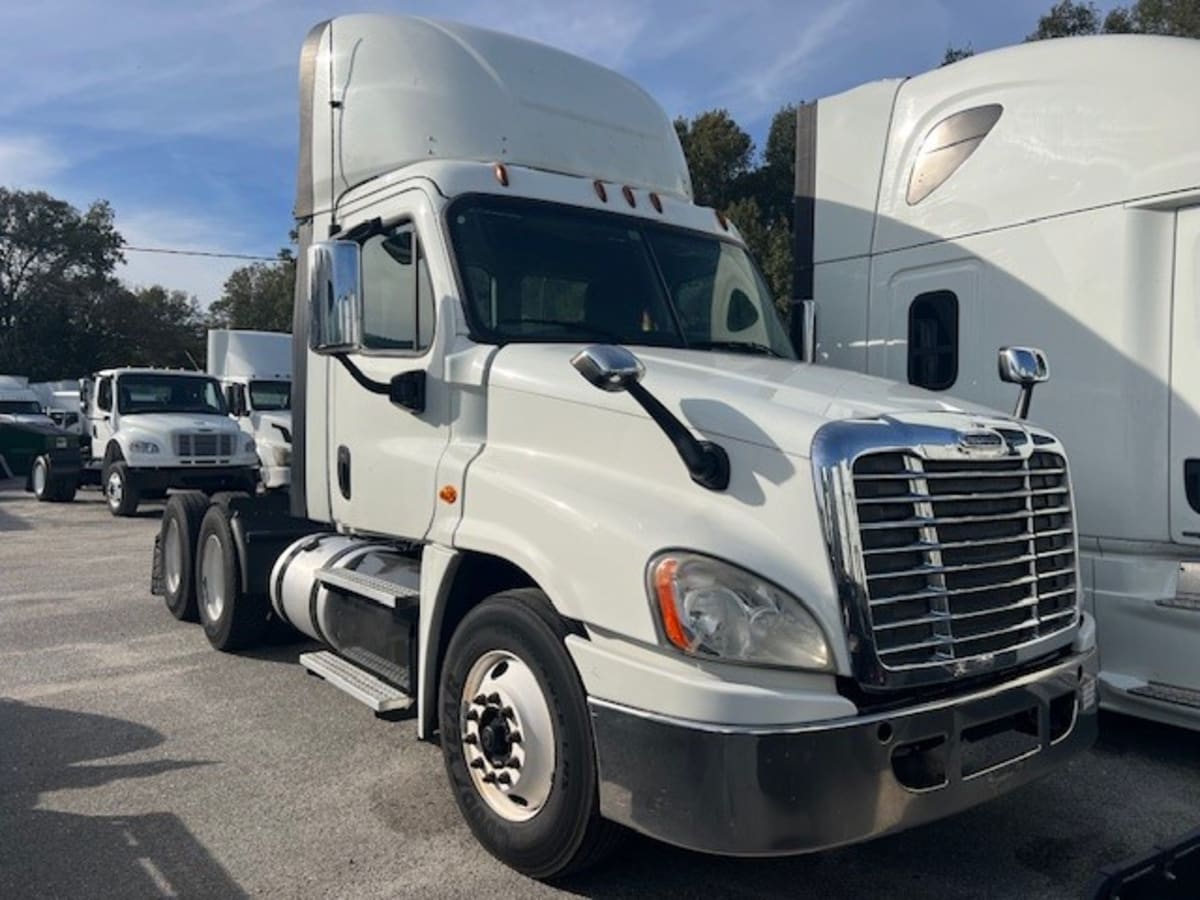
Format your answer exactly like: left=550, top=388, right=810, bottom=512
left=77, top=368, right=260, bottom=516
left=792, top=35, right=1200, bottom=731
left=149, top=15, right=1097, bottom=880
left=208, top=329, right=293, bottom=489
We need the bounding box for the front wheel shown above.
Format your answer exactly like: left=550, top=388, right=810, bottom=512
left=439, top=589, right=622, bottom=879
left=31, top=455, right=76, bottom=503
left=103, top=461, right=139, bottom=516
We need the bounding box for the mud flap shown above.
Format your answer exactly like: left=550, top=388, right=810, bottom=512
left=150, top=534, right=164, bottom=596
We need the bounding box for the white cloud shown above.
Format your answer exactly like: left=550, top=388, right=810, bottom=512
left=0, top=134, right=69, bottom=188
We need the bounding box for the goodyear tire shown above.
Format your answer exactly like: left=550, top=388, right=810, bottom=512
left=439, top=589, right=622, bottom=879
left=160, top=492, right=209, bottom=622
left=103, top=461, right=139, bottom=517
left=195, top=504, right=268, bottom=651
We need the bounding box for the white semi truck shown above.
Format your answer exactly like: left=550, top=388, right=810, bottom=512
left=151, top=15, right=1098, bottom=879
left=207, top=329, right=293, bottom=489
left=793, top=34, right=1200, bottom=732
left=77, top=368, right=260, bottom=516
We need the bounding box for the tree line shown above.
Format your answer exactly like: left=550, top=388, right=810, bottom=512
left=2, top=0, right=1196, bottom=380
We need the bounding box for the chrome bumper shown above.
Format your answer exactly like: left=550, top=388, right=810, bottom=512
left=589, top=650, right=1097, bottom=856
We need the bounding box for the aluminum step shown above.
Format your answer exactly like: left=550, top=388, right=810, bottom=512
left=1128, top=681, right=1200, bottom=711
left=300, top=650, right=413, bottom=713
left=315, top=566, right=419, bottom=609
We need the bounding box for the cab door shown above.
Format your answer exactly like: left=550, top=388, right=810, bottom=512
left=89, top=375, right=116, bottom=460
left=327, top=195, right=449, bottom=540
left=1171, top=207, right=1200, bottom=545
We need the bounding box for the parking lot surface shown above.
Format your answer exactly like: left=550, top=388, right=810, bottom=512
left=1, top=479, right=1197, bottom=899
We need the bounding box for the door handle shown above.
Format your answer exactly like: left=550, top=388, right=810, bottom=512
left=337, top=445, right=351, bottom=500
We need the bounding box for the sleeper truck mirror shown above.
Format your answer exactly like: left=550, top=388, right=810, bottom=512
left=998, top=346, right=1049, bottom=420
left=309, top=240, right=363, bottom=353
left=570, top=345, right=730, bottom=491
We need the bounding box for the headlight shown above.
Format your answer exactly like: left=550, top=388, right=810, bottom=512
left=243, top=438, right=256, bottom=454
left=648, top=552, right=832, bottom=671
left=271, top=445, right=291, bottom=466
left=130, top=440, right=160, bottom=454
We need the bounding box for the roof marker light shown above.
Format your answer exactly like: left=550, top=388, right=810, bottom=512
left=594, top=180, right=608, bottom=202
left=493, top=163, right=509, bottom=187
left=649, top=192, right=663, bottom=213
left=622, top=185, right=636, bottom=208
left=716, top=210, right=729, bottom=231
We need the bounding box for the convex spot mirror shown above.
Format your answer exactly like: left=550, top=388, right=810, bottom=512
left=309, top=240, right=362, bottom=353
left=570, top=344, right=645, bottom=392
left=998, top=346, right=1049, bottom=386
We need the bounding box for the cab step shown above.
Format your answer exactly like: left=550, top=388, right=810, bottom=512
left=1128, top=681, right=1200, bottom=710
left=315, top=565, right=419, bottom=609
left=300, top=650, right=413, bottom=714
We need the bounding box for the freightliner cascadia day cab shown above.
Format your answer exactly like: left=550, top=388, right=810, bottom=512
left=78, top=367, right=260, bottom=516
left=151, top=15, right=1098, bottom=879
left=792, top=35, right=1200, bottom=732
left=207, top=329, right=293, bottom=489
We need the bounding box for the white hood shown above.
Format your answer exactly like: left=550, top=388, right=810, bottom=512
left=489, top=344, right=1003, bottom=457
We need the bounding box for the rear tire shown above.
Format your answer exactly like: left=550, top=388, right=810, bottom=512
left=31, top=455, right=76, bottom=503
left=161, top=492, right=209, bottom=622
left=103, top=461, right=139, bottom=516
left=439, top=589, right=623, bottom=879
left=196, top=505, right=268, bottom=651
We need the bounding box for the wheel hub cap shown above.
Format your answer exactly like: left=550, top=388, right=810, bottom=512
left=198, top=533, right=225, bottom=624
left=106, top=472, right=122, bottom=504
left=164, top=518, right=183, bottom=595
left=460, top=650, right=555, bottom=823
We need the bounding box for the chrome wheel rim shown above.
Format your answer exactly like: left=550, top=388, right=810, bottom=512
left=460, top=650, right=555, bottom=823
left=198, top=533, right=225, bottom=624
left=32, top=462, right=46, bottom=496
left=106, top=471, right=122, bottom=507
left=164, top=517, right=183, bottom=595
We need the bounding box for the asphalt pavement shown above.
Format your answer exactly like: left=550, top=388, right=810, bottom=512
left=1, top=478, right=1197, bottom=899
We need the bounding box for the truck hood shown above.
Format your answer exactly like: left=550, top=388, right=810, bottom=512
left=0, top=413, right=56, bottom=428
left=120, top=413, right=241, bottom=434
left=255, top=411, right=292, bottom=443
left=490, top=344, right=1001, bottom=457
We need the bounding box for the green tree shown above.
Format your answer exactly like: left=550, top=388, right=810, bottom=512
left=207, top=250, right=295, bottom=332
left=96, top=285, right=207, bottom=370
left=0, top=189, right=124, bottom=379
left=673, top=110, right=754, bottom=210
left=1028, top=1, right=1103, bottom=38
left=942, top=44, right=976, bottom=64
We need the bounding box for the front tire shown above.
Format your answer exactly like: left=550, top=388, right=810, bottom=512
left=439, top=589, right=622, bottom=879
left=31, top=455, right=76, bottom=503
left=103, top=461, right=139, bottom=516
left=195, top=505, right=268, bottom=651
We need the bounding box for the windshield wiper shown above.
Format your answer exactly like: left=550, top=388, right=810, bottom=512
left=689, top=340, right=782, bottom=358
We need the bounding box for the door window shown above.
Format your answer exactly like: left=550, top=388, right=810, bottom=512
left=908, top=290, right=959, bottom=391
left=361, top=225, right=435, bottom=353
left=96, top=377, right=112, bottom=412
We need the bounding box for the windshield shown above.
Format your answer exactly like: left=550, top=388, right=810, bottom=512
left=116, top=374, right=227, bottom=416
left=0, top=400, right=43, bottom=415
left=448, top=196, right=796, bottom=359
left=249, top=380, right=291, bottom=411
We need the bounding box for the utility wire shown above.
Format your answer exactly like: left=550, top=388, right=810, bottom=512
left=123, top=245, right=280, bottom=262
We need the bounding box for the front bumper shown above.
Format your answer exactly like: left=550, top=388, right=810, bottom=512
left=123, top=465, right=259, bottom=492
left=590, top=649, right=1097, bottom=856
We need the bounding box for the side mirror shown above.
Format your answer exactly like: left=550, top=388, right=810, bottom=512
left=570, top=344, right=730, bottom=491
left=998, top=346, right=1049, bottom=419
left=570, top=345, right=645, bottom=392
left=309, top=241, right=362, bottom=353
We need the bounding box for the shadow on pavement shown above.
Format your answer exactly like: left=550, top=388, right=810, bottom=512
left=0, top=479, right=32, bottom=532
left=0, top=699, right=246, bottom=899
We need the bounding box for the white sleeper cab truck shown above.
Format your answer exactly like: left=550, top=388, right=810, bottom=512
left=81, top=368, right=259, bottom=516
left=793, top=35, right=1200, bottom=731
left=151, top=15, right=1098, bottom=879
left=207, top=329, right=293, bottom=489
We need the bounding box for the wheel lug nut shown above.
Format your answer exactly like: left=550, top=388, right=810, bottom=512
left=465, top=710, right=479, bottom=722
left=509, top=731, right=521, bottom=744
left=506, top=757, right=521, bottom=770
left=464, top=734, right=478, bottom=745
left=497, top=772, right=512, bottom=786
left=472, top=694, right=486, bottom=705
left=482, top=772, right=497, bottom=784
left=487, top=692, right=501, bottom=704
left=469, top=758, right=485, bottom=770
left=502, top=706, right=515, bottom=719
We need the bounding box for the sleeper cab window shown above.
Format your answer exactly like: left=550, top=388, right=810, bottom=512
left=908, top=290, right=958, bottom=391
left=907, top=104, right=1002, bottom=205
left=360, top=224, right=435, bottom=353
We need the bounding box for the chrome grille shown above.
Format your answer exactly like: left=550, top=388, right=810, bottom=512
left=853, top=450, right=1077, bottom=673
left=175, top=432, right=234, bottom=459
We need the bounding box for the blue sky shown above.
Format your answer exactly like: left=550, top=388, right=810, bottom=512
left=0, top=0, right=1121, bottom=306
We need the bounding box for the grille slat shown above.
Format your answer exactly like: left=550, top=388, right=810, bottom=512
left=174, top=431, right=234, bottom=460
left=851, top=449, right=1078, bottom=676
